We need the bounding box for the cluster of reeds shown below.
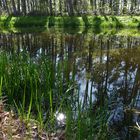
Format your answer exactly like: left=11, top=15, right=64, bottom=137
left=0, top=49, right=109, bottom=139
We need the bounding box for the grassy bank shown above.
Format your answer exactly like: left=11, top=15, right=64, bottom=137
left=0, top=16, right=140, bottom=28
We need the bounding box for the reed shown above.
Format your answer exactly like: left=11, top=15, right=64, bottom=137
left=0, top=49, right=110, bottom=139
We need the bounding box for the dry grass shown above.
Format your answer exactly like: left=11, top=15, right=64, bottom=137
left=0, top=101, right=65, bottom=140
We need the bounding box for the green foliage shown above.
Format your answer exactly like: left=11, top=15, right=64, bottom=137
left=14, top=16, right=49, bottom=27
left=63, top=17, right=84, bottom=27
left=0, top=16, right=140, bottom=29
left=92, top=16, right=102, bottom=27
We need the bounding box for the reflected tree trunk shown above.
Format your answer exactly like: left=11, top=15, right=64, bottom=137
left=104, top=39, right=110, bottom=95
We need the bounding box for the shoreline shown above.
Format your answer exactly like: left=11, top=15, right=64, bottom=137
left=0, top=16, right=140, bottom=28
left=1, top=27, right=140, bottom=38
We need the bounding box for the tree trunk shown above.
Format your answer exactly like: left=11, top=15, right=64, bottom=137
left=11, top=0, right=17, bottom=15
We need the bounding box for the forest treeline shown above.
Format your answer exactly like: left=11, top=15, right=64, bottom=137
left=0, top=0, right=140, bottom=16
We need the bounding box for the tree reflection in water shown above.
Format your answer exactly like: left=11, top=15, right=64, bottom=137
left=1, top=30, right=140, bottom=138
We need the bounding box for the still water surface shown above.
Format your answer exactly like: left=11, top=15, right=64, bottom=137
left=1, top=28, right=140, bottom=139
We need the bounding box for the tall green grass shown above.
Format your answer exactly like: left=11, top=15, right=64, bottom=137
left=0, top=49, right=110, bottom=139
left=0, top=77, right=3, bottom=97
left=0, top=50, right=75, bottom=127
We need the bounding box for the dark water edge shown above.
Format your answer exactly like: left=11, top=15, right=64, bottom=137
left=1, top=28, right=140, bottom=139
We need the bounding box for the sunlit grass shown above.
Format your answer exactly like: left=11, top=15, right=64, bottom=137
left=0, top=15, right=140, bottom=29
